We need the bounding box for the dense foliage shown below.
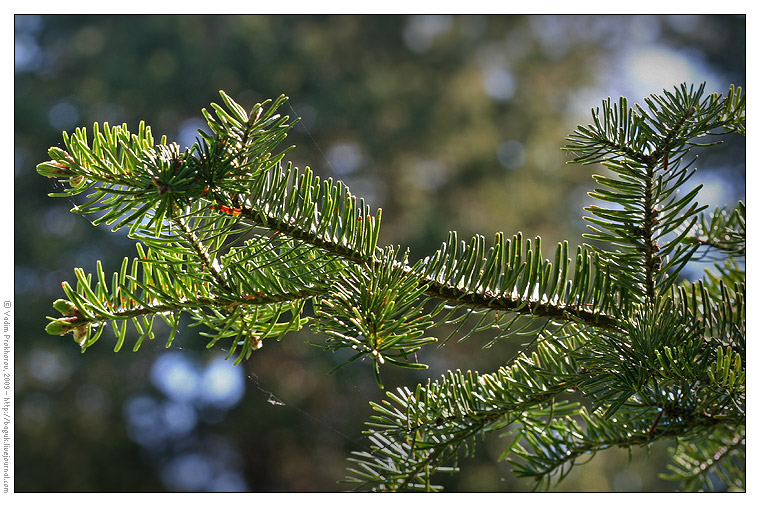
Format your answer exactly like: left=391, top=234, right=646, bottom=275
left=38, top=83, right=745, bottom=491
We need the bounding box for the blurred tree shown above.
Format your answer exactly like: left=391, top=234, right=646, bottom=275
left=15, top=14, right=745, bottom=492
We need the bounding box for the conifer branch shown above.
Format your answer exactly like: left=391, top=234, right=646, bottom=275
left=173, top=212, right=234, bottom=292
left=37, top=84, right=745, bottom=492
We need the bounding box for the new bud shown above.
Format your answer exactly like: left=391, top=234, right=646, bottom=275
left=53, top=299, right=79, bottom=316
left=36, top=161, right=73, bottom=178
left=45, top=318, right=76, bottom=336
left=74, top=325, right=89, bottom=347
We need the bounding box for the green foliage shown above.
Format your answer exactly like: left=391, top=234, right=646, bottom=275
left=38, top=83, right=745, bottom=491
left=312, top=247, right=437, bottom=388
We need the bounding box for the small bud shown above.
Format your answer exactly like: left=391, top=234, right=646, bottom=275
left=45, top=319, right=76, bottom=336
left=53, top=299, right=79, bottom=316
left=686, top=106, right=697, bottom=117
left=152, top=177, right=172, bottom=195
left=36, top=162, right=73, bottom=178
left=74, top=325, right=89, bottom=347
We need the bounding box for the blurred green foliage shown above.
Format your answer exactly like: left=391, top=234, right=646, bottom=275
left=14, top=14, right=745, bottom=492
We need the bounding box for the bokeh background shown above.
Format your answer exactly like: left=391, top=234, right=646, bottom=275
left=14, top=14, right=745, bottom=492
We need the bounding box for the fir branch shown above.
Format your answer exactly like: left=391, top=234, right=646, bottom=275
left=37, top=85, right=746, bottom=493
left=661, top=426, right=745, bottom=491
left=173, top=211, right=235, bottom=292
left=685, top=202, right=745, bottom=257
left=347, top=333, right=586, bottom=491
left=232, top=175, right=624, bottom=332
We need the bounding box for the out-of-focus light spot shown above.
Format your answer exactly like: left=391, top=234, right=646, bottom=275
left=124, top=395, right=167, bottom=447
left=691, top=171, right=732, bottom=211
left=567, top=44, right=722, bottom=123
left=291, top=103, right=317, bottom=130
left=124, top=395, right=197, bottom=452
left=129, top=355, right=253, bottom=491
left=160, top=453, right=213, bottom=491
left=624, top=46, right=701, bottom=97
left=162, top=400, right=198, bottom=436
left=483, top=66, right=516, bottom=102
left=124, top=395, right=201, bottom=445
left=150, top=352, right=246, bottom=411
left=14, top=266, right=40, bottom=296
left=15, top=14, right=42, bottom=33
left=14, top=35, right=42, bottom=73
left=44, top=269, right=75, bottom=298
left=151, top=352, right=199, bottom=402
left=44, top=207, right=78, bottom=238
left=73, top=246, right=116, bottom=273
left=147, top=48, right=179, bottom=80
left=403, top=15, right=453, bottom=53
left=15, top=16, right=43, bottom=73
left=414, top=159, right=447, bottom=190
left=27, top=348, right=72, bottom=387
left=207, top=471, right=249, bottom=492
left=73, top=26, right=105, bottom=57
left=198, top=356, right=245, bottom=409
left=157, top=439, right=249, bottom=492
left=20, top=393, right=52, bottom=426
left=529, top=16, right=571, bottom=60
left=497, top=140, right=525, bottom=170
left=627, top=15, right=662, bottom=44
left=177, top=118, right=210, bottom=150
left=327, top=142, right=363, bottom=176
left=48, top=101, right=79, bottom=131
